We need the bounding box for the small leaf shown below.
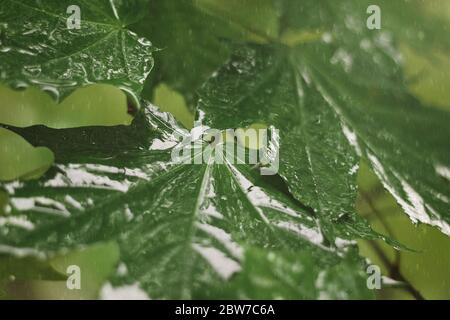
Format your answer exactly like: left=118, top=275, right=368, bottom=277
left=0, top=127, right=54, bottom=181
left=153, top=83, right=194, bottom=129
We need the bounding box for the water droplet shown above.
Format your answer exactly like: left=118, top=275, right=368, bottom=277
left=22, top=64, right=42, bottom=77
left=138, top=37, right=152, bottom=47
left=10, top=80, right=29, bottom=90
left=41, top=85, right=60, bottom=100
left=119, top=86, right=140, bottom=111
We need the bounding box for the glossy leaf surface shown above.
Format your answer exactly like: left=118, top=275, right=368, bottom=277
left=198, top=1, right=450, bottom=235
left=0, top=105, right=374, bottom=299
left=0, top=84, right=132, bottom=128
left=0, top=0, right=154, bottom=103
left=135, top=0, right=279, bottom=103
left=0, top=0, right=449, bottom=300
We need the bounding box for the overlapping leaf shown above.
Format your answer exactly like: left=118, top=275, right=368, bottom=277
left=0, top=104, right=375, bottom=299
left=0, top=0, right=153, bottom=103
left=134, top=0, right=279, bottom=102
left=198, top=1, right=450, bottom=235
left=133, top=0, right=230, bottom=102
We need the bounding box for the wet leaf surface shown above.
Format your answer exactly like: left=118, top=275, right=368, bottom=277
left=0, top=105, right=376, bottom=299
left=134, top=0, right=279, bottom=103
left=0, top=0, right=154, bottom=103
left=0, top=0, right=449, bottom=300
left=199, top=1, right=450, bottom=236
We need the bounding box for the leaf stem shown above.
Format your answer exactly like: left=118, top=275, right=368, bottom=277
left=367, top=240, right=424, bottom=300
left=360, top=191, right=424, bottom=300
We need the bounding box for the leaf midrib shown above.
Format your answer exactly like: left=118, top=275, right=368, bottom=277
left=289, top=58, right=324, bottom=217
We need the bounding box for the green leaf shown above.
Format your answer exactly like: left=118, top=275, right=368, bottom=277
left=197, top=3, right=450, bottom=235
left=0, top=191, right=7, bottom=215
left=212, top=246, right=373, bottom=299
left=153, top=83, right=195, bottom=130
left=197, top=45, right=372, bottom=242
left=1, top=0, right=449, bottom=300
left=0, top=105, right=374, bottom=299
left=0, top=255, right=64, bottom=299
left=133, top=0, right=230, bottom=102
left=0, top=0, right=154, bottom=104
left=0, top=127, right=54, bottom=181
left=0, top=256, right=64, bottom=282
left=277, top=0, right=450, bottom=51
left=134, top=0, right=279, bottom=103
left=195, top=0, right=280, bottom=41
left=2, top=242, right=120, bottom=299
left=357, top=161, right=450, bottom=300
